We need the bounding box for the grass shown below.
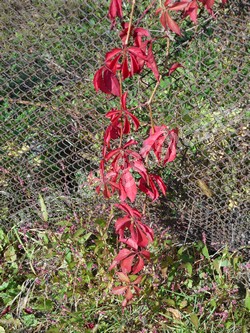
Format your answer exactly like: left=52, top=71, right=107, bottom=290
left=0, top=209, right=249, bottom=333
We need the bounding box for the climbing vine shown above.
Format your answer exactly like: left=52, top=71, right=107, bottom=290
left=91, top=0, right=227, bottom=308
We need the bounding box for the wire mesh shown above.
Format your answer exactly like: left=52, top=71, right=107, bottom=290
left=0, top=1, right=249, bottom=253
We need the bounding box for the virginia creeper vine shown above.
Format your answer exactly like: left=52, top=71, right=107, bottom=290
left=91, top=0, right=228, bottom=308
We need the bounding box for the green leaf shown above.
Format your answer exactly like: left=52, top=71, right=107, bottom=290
left=38, top=194, right=48, bottom=222
left=210, top=299, right=217, bottom=308
left=73, top=228, right=86, bottom=239
left=202, top=245, right=209, bottom=259
left=190, top=313, right=199, bottom=329
left=220, top=259, right=230, bottom=267
left=179, top=300, right=188, bottom=309
left=184, top=262, right=192, bottom=276
left=212, top=259, right=221, bottom=275
left=245, top=289, right=250, bottom=311
left=4, top=245, right=16, bottom=263
left=165, top=299, right=175, bottom=307
left=0, top=326, right=5, bottom=333
left=83, top=232, right=93, bottom=242
left=55, top=220, right=72, bottom=227
left=0, top=281, right=9, bottom=291
left=22, top=314, right=38, bottom=327
left=65, top=251, right=72, bottom=264
left=95, top=218, right=106, bottom=227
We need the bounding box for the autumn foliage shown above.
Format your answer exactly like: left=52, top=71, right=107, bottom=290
left=92, top=0, right=227, bottom=308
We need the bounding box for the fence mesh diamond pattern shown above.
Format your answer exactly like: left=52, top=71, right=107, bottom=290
left=0, top=0, right=249, bottom=253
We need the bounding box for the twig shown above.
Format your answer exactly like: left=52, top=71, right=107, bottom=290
left=146, top=74, right=162, bottom=132
left=125, top=0, right=136, bottom=46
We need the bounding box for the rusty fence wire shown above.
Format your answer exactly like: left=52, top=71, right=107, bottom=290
left=0, top=1, right=249, bottom=253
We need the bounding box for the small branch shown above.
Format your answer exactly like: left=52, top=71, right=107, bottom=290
left=147, top=75, right=162, bottom=105
left=125, top=0, right=136, bottom=46
left=146, top=74, right=162, bottom=133
left=118, top=72, right=124, bottom=148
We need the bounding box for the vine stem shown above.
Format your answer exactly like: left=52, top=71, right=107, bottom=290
left=146, top=74, right=162, bottom=133
left=125, top=0, right=136, bottom=46
left=118, top=71, right=124, bottom=148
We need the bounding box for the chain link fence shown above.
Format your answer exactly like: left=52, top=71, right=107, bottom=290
left=0, top=1, right=249, bottom=253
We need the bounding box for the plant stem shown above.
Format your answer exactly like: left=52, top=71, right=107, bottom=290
left=125, top=0, right=136, bottom=46
left=118, top=72, right=124, bottom=147
left=13, top=227, right=37, bottom=276
left=147, top=75, right=162, bottom=133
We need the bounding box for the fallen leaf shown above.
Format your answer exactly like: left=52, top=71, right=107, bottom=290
left=166, top=307, right=182, bottom=320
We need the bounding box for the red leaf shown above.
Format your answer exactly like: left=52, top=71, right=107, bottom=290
left=199, top=0, right=215, bottom=15
left=151, top=175, right=167, bottom=195
left=183, top=0, right=199, bottom=24
left=163, top=128, right=178, bottom=164
left=106, top=48, right=121, bottom=62
left=168, top=1, right=189, bottom=11
left=141, top=125, right=178, bottom=165
left=93, top=66, right=120, bottom=96
left=134, top=285, right=141, bottom=295
left=109, top=248, right=132, bottom=271
left=130, top=159, right=147, bottom=178
left=138, top=174, right=166, bottom=201
left=127, top=111, right=140, bottom=130
left=0, top=306, right=11, bottom=317
left=122, top=298, right=128, bottom=307
left=121, top=92, right=127, bottom=109
left=105, top=148, right=120, bottom=162
left=120, top=23, right=151, bottom=47
left=139, top=223, right=154, bottom=243
left=125, top=287, right=133, bottom=300
left=105, top=46, right=146, bottom=79
left=115, top=216, right=131, bottom=233
left=115, top=203, right=141, bottom=218
left=167, top=63, right=183, bottom=76
left=132, top=275, right=143, bottom=285
left=160, top=10, right=182, bottom=35
left=138, top=177, right=158, bottom=201
left=136, top=229, right=149, bottom=247
left=140, top=250, right=150, bottom=259
left=120, top=237, right=138, bottom=250
left=121, top=56, right=130, bottom=80
left=123, top=139, right=138, bottom=149
left=108, top=0, right=123, bottom=28
left=104, top=122, right=121, bottom=148
left=140, top=126, right=166, bottom=158
left=121, top=169, right=137, bottom=202
left=112, top=286, right=127, bottom=295
left=121, top=254, right=136, bottom=273
left=132, top=256, right=144, bottom=274
left=145, top=41, right=160, bottom=81
left=117, top=272, right=130, bottom=283
left=129, top=46, right=148, bottom=60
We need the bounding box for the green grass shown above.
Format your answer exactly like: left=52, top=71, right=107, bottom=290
left=0, top=210, right=249, bottom=333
